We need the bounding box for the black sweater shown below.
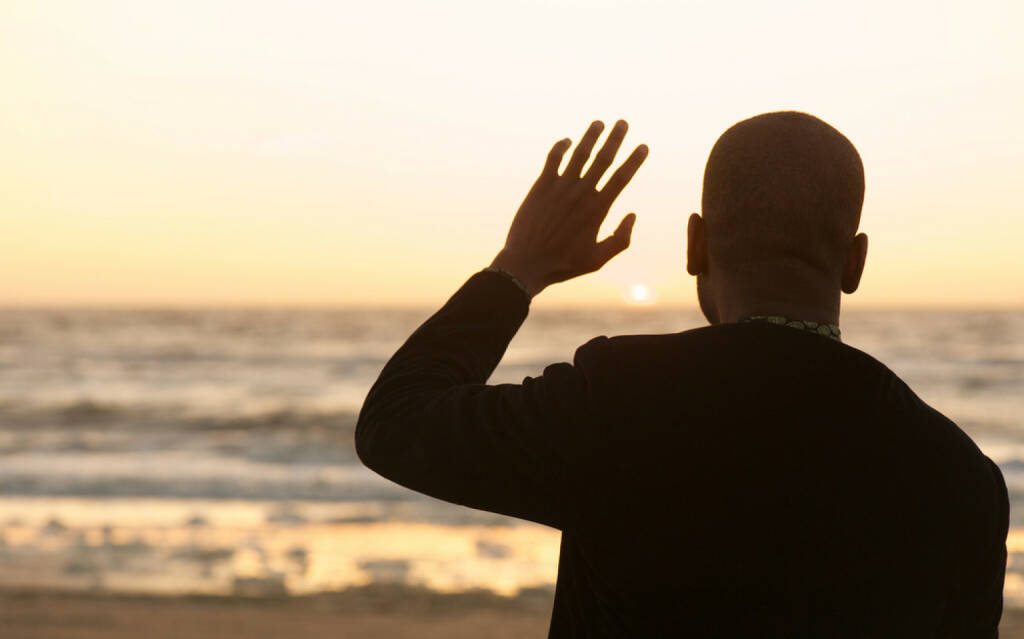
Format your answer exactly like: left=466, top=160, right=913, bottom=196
left=356, top=270, right=1009, bottom=637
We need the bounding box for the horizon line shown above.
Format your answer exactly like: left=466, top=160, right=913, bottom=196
left=1, top=301, right=1022, bottom=312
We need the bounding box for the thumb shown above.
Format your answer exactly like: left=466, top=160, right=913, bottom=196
left=594, top=213, right=636, bottom=269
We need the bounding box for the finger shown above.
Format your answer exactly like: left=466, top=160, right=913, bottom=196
left=593, top=213, right=636, bottom=269
left=599, top=144, right=649, bottom=205
left=541, top=137, right=572, bottom=179
left=582, top=119, right=628, bottom=187
left=562, top=121, right=605, bottom=177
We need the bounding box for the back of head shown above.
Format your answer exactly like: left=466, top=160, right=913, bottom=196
left=701, top=111, right=864, bottom=287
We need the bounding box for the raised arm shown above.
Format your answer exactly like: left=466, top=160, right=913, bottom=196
left=355, top=120, right=646, bottom=528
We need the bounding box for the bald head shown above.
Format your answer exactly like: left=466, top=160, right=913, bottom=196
left=701, top=111, right=864, bottom=284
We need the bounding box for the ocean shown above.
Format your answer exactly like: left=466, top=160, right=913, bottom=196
left=0, top=307, right=1021, bottom=601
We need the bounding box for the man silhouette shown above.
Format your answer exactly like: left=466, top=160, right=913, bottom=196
left=356, top=112, right=1009, bottom=637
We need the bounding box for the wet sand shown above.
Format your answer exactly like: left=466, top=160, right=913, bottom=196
left=2, top=588, right=1023, bottom=638
left=0, top=586, right=553, bottom=639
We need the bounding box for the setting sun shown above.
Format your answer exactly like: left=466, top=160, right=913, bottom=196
left=626, top=283, right=655, bottom=305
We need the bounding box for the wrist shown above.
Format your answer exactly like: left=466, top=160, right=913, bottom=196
left=489, top=251, right=546, bottom=297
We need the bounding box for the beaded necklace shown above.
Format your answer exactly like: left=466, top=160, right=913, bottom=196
left=739, top=315, right=842, bottom=342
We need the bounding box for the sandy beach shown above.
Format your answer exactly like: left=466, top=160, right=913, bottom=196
left=1, top=587, right=1022, bottom=638
left=0, top=586, right=552, bottom=639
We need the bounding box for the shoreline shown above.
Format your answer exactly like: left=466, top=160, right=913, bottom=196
left=2, top=586, right=1023, bottom=638
left=0, top=585, right=553, bottom=639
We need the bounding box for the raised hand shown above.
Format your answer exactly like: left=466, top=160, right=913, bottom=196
left=489, top=119, right=648, bottom=297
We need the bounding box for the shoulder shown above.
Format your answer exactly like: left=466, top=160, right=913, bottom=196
left=573, top=324, right=740, bottom=360
left=569, top=326, right=709, bottom=379
left=567, top=324, right=825, bottom=409
left=572, top=322, right=878, bottom=372
left=876, top=375, right=1005, bottom=520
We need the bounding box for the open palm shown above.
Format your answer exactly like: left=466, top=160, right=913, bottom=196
left=490, top=119, right=648, bottom=297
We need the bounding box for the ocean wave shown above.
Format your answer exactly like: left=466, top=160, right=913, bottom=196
left=0, top=401, right=363, bottom=470
left=0, top=460, right=403, bottom=502
left=0, top=400, right=358, bottom=431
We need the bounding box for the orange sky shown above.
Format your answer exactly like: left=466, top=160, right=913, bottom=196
left=1, top=0, right=1021, bottom=308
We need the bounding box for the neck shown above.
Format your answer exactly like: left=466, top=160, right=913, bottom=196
left=718, top=299, right=840, bottom=325
left=705, top=271, right=842, bottom=326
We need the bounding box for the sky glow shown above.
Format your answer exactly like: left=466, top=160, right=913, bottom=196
left=1, top=0, right=1021, bottom=307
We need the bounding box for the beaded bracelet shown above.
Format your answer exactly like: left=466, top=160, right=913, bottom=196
left=482, top=265, right=531, bottom=300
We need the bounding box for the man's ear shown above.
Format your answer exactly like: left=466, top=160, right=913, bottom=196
left=686, top=213, right=707, bottom=276
left=841, top=232, right=869, bottom=294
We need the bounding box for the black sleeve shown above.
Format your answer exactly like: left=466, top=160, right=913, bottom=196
left=941, top=456, right=1009, bottom=637
left=980, top=457, right=1010, bottom=636
left=355, top=270, right=604, bottom=530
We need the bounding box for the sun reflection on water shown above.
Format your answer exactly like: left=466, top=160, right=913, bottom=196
left=0, top=497, right=561, bottom=598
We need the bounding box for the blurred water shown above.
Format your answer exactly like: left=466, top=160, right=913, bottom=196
left=0, top=307, right=1021, bottom=598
